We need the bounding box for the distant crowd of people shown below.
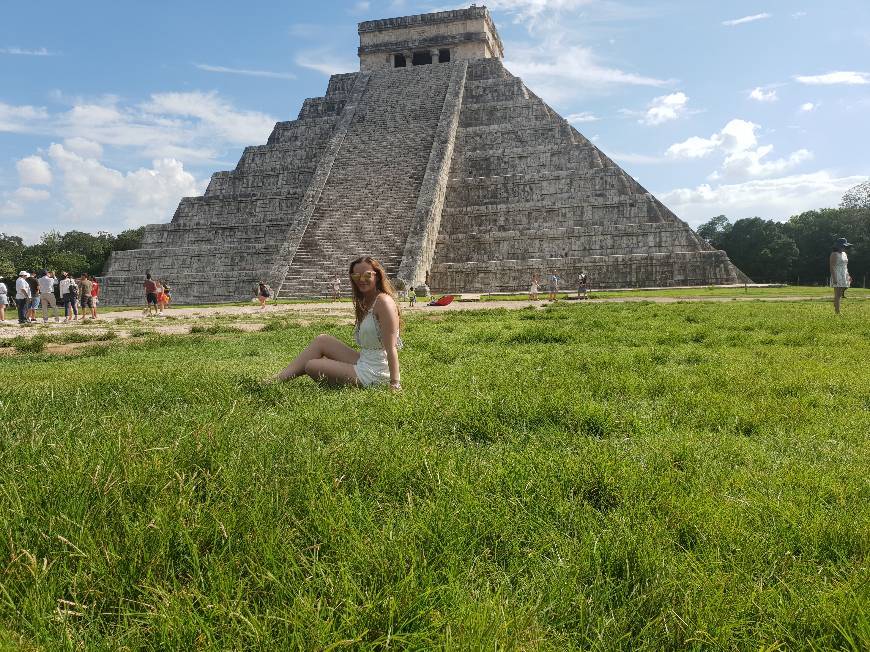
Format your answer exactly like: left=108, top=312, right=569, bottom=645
left=0, top=270, right=99, bottom=325
left=141, top=273, right=172, bottom=316
left=529, top=271, right=588, bottom=301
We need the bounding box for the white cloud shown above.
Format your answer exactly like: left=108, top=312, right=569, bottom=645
left=294, top=52, right=357, bottom=76
left=16, top=156, right=53, bottom=185
left=566, top=111, right=598, bottom=123
left=142, top=91, right=276, bottom=145
left=791, top=11, right=807, bottom=19
left=63, top=137, right=104, bottom=159
left=795, top=71, right=870, bottom=85
left=666, top=135, right=720, bottom=159
left=350, top=1, right=370, bottom=13
left=667, top=119, right=812, bottom=181
left=610, top=152, right=667, bottom=165
left=0, top=47, right=55, bottom=56
left=1, top=93, right=276, bottom=166
left=722, top=13, right=771, bottom=27
left=749, top=87, right=777, bottom=102
left=12, top=187, right=51, bottom=202
left=800, top=102, right=816, bottom=112
left=640, top=92, right=688, bottom=125
left=194, top=64, right=297, bottom=80
left=46, top=143, right=203, bottom=227
left=504, top=42, right=671, bottom=104
left=0, top=101, right=50, bottom=133
left=486, top=0, right=596, bottom=24
left=660, top=172, right=867, bottom=224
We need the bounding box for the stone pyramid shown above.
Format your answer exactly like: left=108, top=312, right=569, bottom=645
left=101, top=6, right=748, bottom=304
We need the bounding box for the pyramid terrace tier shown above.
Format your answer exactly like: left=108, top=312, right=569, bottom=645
left=450, top=143, right=613, bottom=178
left=443, top=170, right=666, bottom=212
left=434, top=222, right=712, bottom=263
left=456, top=123, right=585, bottom=151
left=437, top=196, right=679, bottom=231
left=431, top=251, right=749, bottom=293
left=101, top=244, right=282, bottom=305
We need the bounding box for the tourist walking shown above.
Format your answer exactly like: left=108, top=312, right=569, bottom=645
left=0, top=278, right=7, bottom=321
left=273, top=256, right=402, bottom=390
left=548, top=272, right=559, bottom=301
left=15, top=271, right=32, bottom=325
left=331, top=275, right=341, bottom=301
left=79, top=273, right=94, bottom=319
left=529, top=274, right=540, bottom=301
left=59, top=272, right=78, bottom=320
left=143, top=273, right=158, bottom=316
left=830, top=237, right=852, bottom=315
left=90, top=277, right=100, bottom=318
left=578, top=271, right=588, bottom=300
left=38, top=270, right=59, bottom=322
left=26, top=273, right=38, bottom=321
left=256, top=281, right=272, bottom=310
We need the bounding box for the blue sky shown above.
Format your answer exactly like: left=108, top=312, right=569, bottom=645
left=2, top=0, right=868, bottom=242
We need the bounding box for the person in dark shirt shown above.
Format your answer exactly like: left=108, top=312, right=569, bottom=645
left=143, top=273, right=158, bottom=317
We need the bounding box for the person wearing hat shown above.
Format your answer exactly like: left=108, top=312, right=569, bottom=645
left=15, top=271, right=32, bottom=325
left=829, top=237, right=852, bottom=315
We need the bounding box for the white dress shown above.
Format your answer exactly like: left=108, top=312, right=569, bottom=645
left=353, top=308, right=401, bottom=387
left=831, top=252, right=850, bottom=288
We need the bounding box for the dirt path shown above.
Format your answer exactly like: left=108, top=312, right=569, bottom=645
left=0, top=293, right=850, bottom=344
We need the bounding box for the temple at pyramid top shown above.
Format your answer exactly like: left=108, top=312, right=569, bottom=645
left=100, top=4, right=748, bottom=305
left=358, top=6, right=504, bottom=71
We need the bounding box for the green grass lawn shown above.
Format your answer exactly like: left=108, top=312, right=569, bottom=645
left=483, top=285, right=870, bottom=301
left=1, top=301, right=868, bottom=650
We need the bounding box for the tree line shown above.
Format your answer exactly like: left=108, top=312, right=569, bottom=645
left=696, top=181, right=869, bottom=285
left=0, top=227, right=145, bottom=282
left=698, top=207, right=868, bottom=286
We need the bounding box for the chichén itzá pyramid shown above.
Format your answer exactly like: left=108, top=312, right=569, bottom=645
left=101, top=5, right=749, bottom=304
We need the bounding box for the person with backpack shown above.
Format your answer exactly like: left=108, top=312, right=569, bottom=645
left=60, top=272, right=79, bottom=321
left=256, top=281, right=272, bottom=310
left=26, top=273, right=39, bottom=322
left=79, top=273, right=94, bottom=319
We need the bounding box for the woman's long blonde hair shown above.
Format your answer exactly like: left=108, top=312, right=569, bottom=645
left=348, top=256, right=400, bottom=326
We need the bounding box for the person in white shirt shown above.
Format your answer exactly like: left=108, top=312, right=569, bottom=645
left=38, top=271, right=59, bottom=322
left=0, top=279, right=8, bottom=321
left=59, top=271, right=79, bottom=321
left=15, top=271, right=32, bottom=325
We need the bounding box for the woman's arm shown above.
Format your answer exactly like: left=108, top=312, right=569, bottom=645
left=374, top=294, right=402, bottom=389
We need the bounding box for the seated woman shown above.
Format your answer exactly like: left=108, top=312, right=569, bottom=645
left=273, top=256, right=402, bottom=390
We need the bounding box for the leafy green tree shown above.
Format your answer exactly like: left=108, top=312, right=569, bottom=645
left=112, top=227, right=145, bottom=252
left=696, top=215, right=731, bottom=247
left=840, top=180, right=870, bottom=209
left=0, top=257, right=15, bottom=279
left=0, top=233, right=24, bottom=264
left=717, top=218, right=798, bottom=283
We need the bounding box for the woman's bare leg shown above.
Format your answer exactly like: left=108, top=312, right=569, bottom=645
left=275, top=334, right=359, bottom=381
left=304, top=358, right=359, bottom=387
left=834, top=287, right=844, bottom=314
